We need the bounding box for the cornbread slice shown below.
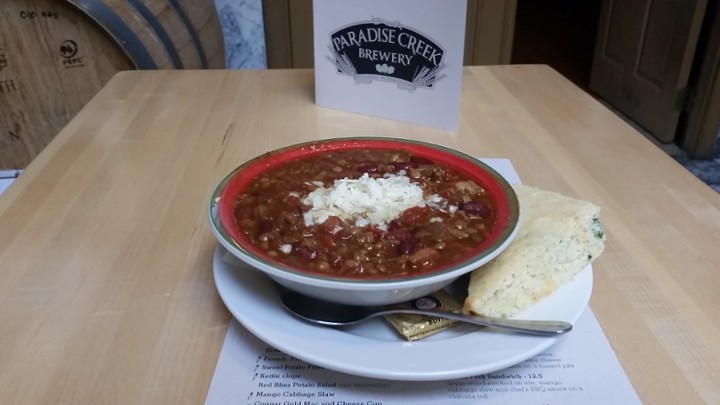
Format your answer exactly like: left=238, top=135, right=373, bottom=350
left=464, top=184, right=605, bottom=318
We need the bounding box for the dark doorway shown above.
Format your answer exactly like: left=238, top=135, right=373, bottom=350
left=511, top=0, right=603, bottom=92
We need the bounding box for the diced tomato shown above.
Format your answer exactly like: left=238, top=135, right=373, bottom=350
left=400, top=206, right=430, bottom=226
left=319, top=216, right=344, bottom=233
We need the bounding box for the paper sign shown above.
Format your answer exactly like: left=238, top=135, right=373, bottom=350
left=313, top=0, right=467, bottom=131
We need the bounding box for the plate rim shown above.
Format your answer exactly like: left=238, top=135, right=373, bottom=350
left=212, top=245, right=593, bottom=381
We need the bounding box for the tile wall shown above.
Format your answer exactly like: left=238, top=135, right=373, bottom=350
left=213, top=0, right=267, bottom=69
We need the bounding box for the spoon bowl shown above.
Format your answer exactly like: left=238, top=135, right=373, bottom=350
left=281, top=291, right=572, bottom=336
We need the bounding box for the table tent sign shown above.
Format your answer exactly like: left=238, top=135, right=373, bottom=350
left=313, top=0, right=467, bottom=131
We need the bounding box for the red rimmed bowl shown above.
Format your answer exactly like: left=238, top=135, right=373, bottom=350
left=208, top=137, right=520, bottom=306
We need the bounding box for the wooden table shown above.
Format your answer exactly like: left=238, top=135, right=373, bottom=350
left=1, top=66, right=718, bottom=404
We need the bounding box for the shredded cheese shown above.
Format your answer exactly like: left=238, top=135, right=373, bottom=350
left=302, top=173, right=439, bottom=230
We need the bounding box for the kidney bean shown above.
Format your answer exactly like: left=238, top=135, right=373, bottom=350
left=392, top=161, right=418, bottom=171
left=397, top=235, right=419, bottom=255
left=257, top=219, right=274, bottom=235
left=459, top=201, right=490, bottom=217
left=357, top=163, right=379, bottom=173
left=385, top=220, right=407, bottom=238
left=387, top=219, right=401, bottom=233
left=410, top=156, right=433, bottom=165
left=297, top=245, right=318, bottom=260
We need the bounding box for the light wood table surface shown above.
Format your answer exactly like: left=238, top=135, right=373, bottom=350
left=1, top=65, right=719, bottom=404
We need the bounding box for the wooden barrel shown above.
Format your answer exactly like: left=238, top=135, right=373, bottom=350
left=0, top=0, right=225, bottom=169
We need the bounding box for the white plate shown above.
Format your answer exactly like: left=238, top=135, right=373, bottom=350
left=213, top=245, right=592, bottom=381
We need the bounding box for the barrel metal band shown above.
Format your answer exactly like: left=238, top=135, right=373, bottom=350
left=166, top=0, right=210, bottom=68
left=127, top=0, right=184, bottom=68
left=66, top=0, right=157, bottom=69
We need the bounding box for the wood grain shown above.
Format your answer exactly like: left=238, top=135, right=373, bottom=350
left=0, top=0, right=225, bottom=170
left=0, top=66, right=718, bottom=404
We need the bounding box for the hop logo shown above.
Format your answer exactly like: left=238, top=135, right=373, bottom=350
left=375, top=63, right=395, bottom=74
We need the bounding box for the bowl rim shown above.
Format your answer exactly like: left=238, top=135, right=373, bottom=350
left=208, top=137, right=520, bottom=287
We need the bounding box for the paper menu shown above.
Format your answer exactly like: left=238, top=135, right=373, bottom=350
left=205, top=310, right=640, bottom=404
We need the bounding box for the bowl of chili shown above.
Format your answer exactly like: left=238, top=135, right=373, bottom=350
left=208, top=137, right=520, bottom=306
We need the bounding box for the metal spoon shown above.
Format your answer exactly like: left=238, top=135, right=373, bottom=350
left=280, top=291, right=573, bottom=336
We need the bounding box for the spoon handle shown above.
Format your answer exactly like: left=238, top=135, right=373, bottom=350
left=376, top=309, right=573, bottom=336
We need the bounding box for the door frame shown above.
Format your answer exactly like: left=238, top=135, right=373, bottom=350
left=679, top=1, right=720, bottom=159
